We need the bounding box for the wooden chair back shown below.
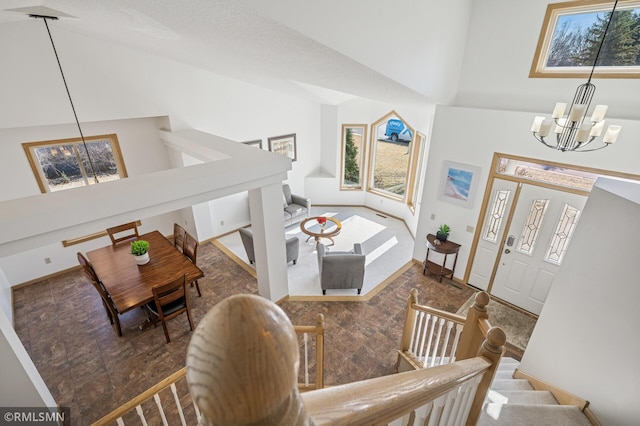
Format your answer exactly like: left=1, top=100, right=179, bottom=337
left=107, top=222, right=139, bottom=245
left=184, top=232, right=198, bottom=264
left=77, top=252, right=122, bottom=336
left=150, top=274, right=194, bottom=343
left=174, top=223, right=186, bottom=253
left=183, top=232, right=201, bottom=296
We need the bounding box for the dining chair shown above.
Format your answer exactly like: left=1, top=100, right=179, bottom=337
left=106, top=221, right=139, bottom=245
left=173, top=223, right=186, bottom=253
left=77, top=252, right=123, bottom=336
left=145, top=274, right=194, bottom=343
left=184, top=232, right=202, bottom=297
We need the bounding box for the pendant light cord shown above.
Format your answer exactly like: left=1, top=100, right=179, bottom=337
left=587, top=0, right=619, bottom=83
left=34, top=15, right=99, bottom=184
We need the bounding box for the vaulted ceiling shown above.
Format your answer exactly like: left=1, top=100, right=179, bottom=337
left=0, top=0, right=473, bottom=106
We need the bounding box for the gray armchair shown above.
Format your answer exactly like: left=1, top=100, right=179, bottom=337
left=317, top=243, right=365, bottom=295
left=283, top=184, right=310, bottom=227
left=239, top=228, right=299, bottom=265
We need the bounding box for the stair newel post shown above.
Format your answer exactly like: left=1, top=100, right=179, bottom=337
left=466, top=326, right=506, bottom=426
left=186, top=294, right=311, bottom=425
left=397, top=289, right=419, bottom=370
left=456, top=291, right=490, bottom=361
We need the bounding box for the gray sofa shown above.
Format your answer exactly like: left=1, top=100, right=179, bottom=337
left=239, top=228, right=299, bottom=265
left=317, top=243, right=365, bottom=295
left=283, top=184, right=310, bottom=227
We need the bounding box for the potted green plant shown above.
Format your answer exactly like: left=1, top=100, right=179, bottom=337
left=436, top=224, right=450, bottom=242
left=130, top=240, right=150, bottom=265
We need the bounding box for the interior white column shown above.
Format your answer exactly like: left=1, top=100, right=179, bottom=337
left=248, top=183, right=288, bottom=301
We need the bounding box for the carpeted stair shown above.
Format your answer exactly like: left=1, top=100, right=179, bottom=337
left=477, top=358, right=592, bottom=425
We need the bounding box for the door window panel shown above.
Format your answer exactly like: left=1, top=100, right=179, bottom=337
left=517, top=199, right=549, bottom=255
left=545, top=203, right=581, bottom=265
left=483, top=189, right=510, bottom=242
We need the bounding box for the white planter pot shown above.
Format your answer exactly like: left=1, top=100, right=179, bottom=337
left=134, top=252, right=150, bottom=265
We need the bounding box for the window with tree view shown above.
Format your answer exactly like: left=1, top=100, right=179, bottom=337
left=23, top=134, right=127, bottom=193
left=340, top=124, right=367, bottom=190
left=531, top=1, right=640, bottom=77
left=368, top=111, right=417, bottom=200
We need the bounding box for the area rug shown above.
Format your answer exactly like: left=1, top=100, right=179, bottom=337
left=456, top=294, right=537, bottom=352
left=216, top=206, right=415, bottom=297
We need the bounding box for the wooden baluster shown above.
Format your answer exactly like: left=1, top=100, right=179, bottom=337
left=186, top=294, right=311, bottom=425
left=466, top=326, right=506, bottom=426
left=315, top=313, right=325, bottom=390
left=456, top=291, right=490, bottom=361
left=438, top=320, right=454, bottom=366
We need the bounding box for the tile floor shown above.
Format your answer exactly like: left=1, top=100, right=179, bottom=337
left=13, top=240, right=480, bottom=425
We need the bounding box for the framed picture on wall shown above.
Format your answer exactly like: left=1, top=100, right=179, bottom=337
left=242, top=139, right=263, bottom=149
left=438, top=161, right=481, bottom=209
left=268, top=133, right=297, bottom=161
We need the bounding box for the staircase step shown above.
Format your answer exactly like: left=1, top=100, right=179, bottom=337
left=477, top=403, right=592, bottom=426
left=490, top=379, right=533, bottom=391
left=486, top=389, right=558, bottom=405
left=496, top=357, right=519, bottom=374
left=493, top=370, right=515, bottom=380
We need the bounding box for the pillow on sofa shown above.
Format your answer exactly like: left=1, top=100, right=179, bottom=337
left=283, top=193, right=289, bottom=209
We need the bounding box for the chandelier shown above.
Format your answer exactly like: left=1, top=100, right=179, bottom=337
left=531, top=0, right=622, bottom=152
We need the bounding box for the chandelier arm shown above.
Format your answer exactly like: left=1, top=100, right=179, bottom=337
left=532, top=133, right=560, bottom=149
left=35, top=15, right=100, bottom=184
left=574, top=143, right=610, bottom=152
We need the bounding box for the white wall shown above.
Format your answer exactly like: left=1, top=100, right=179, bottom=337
left=0, top=269, right=10, bottom=323
left=457, top=0, right=640, bottom=120
left=520, top=179, right=640, bottom=425
left=0, top=117, right=181, bottom=284
left=0, top=308, right=57, bottom=407
left=306, top=97, right=434, bottom=236
left=413, top=105, right=640, bottom=281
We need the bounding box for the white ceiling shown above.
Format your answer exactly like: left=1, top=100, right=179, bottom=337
left=0, top=0, right=473, bottom=107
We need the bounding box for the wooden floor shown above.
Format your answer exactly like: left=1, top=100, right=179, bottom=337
left=13, top=240, right=484, bottom=425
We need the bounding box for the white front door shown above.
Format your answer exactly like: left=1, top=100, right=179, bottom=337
left=468, top=179, right=518, bottom=290
left=490, top=184, right=587, bottom=315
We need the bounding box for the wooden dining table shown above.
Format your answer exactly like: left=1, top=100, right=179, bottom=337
left=87, top=230, right=204, bottom=314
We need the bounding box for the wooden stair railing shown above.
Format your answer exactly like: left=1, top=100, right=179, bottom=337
left=91, top=310, right=325, bottom=425
left=185, top=293, right=505, bottom=426
left=93, top=293, right=504, bottom=425
left=397, top=289, right=494, bottom=373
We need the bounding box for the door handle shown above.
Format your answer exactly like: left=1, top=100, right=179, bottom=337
left=506, top=235, right=515, bottom=247
left=504, top=249, right=511, bottom=254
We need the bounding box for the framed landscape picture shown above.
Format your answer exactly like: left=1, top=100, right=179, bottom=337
left=268, top=133, right=297, bottom=161
left=438, top=161, right=481, bottom=209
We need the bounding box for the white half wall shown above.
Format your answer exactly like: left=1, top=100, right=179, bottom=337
left=0, top=268, right=10, bottom=324
left=520, top=179, right=640, bottom=425
left=0, top=308, right=56, bottom=407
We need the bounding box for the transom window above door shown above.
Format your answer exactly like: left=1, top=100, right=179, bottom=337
left=23, top=134, right=127, bottom=193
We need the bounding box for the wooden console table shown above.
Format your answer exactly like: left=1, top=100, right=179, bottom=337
left=423, top=234, right=461, bottom=287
